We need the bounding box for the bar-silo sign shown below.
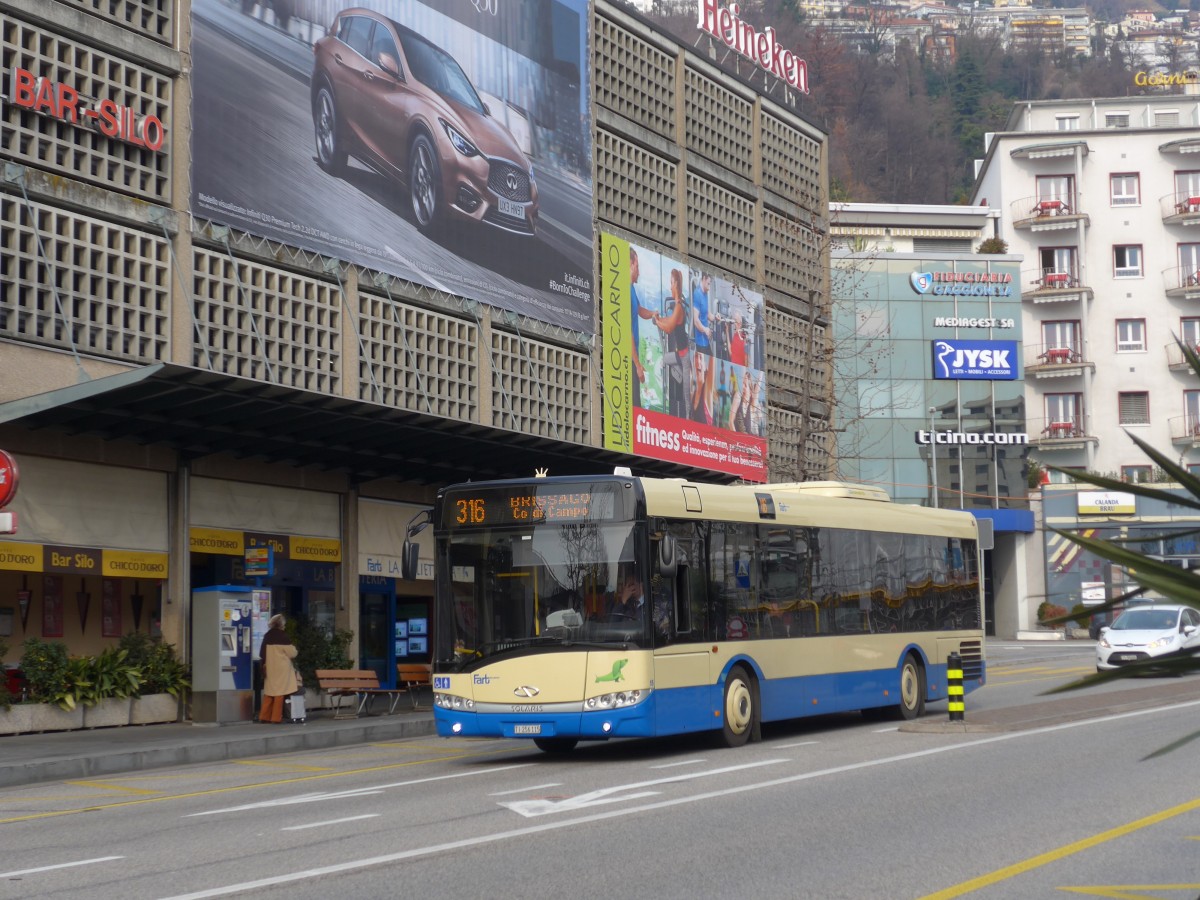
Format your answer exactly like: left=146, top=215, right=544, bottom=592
left=932, top=339, right=1018, bottom=380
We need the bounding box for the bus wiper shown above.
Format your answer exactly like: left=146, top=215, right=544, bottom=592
left=476, top=636, right=630, bottom=658
left=477, top=636, right=563, bottom=656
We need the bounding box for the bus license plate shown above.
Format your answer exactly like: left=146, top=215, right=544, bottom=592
left=498, top=197, right=526, bottom=219
left=513, top=724, right=541, bottom=735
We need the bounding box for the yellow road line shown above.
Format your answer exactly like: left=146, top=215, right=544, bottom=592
left=986, top=672, right=1095, bottom=688
left=231, top=761, right=332, bottom=772
left=919, top=797, right=1200, bottom=899
left=1058, top=883, right=1200, bottom=898
left=63, top=781, right=161, bottom=795
left=0, top=794, right=111, bottom=804
left=0, top=745, right=522, bottom=826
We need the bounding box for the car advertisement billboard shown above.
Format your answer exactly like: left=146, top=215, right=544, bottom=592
left=931, top=339, right=1019, bottom=380
left=191, top=0, right=593, bottom=332
left=600, top=233, right=768, bottom=482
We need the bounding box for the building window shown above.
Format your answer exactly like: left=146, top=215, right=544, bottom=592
left=1036, top=174, right=1073, bottom=209
left=1179, top=243, right=1200, bottom=287
left=1110, top=173, right=1140, bottom=206
left=1055, top=115, right=1080, bottom=131
left=1188, top=463, right=1200, bottom=477
left=1181, top=317, right=1200, bottom=349
left=1044, top=393, right=1082, bottom=436
left=1118, top=391, right=1150, bottom=425
left=1047, top=467, right=1083, bottom=485
left=1105, top=112, right=1130, bottom=128
left=1185, top=389, right=1200, bottom=436
left=1121, top=465, right=1152, bottom=483
left=1154, top=110, right=1180, bottom=127
left=1116, top=319, right=1145, bottom=352
left=1114, top=245, right=1143, bottom=278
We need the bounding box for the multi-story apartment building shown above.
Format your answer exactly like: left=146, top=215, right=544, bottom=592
left=0, top=0, right=829, bottom=700
left=973, top=93, right=1200, bottom=619
left=974, top=94, right=1200, bottom=479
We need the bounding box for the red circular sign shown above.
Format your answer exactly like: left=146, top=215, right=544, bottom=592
left=0, top=450, right=19, bottom=508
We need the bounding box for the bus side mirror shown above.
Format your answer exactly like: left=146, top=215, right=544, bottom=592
left=399, top=508, right=432, bottom=581
left=657, top=535, right=678, bottom=578
left=400, top=540, right=420, bottom=581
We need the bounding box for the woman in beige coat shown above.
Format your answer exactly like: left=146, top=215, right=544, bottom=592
left=258, top=613, right=299, bottom=724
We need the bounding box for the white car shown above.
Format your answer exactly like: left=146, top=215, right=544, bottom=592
left=1096, top=604, right=1200, bottom=672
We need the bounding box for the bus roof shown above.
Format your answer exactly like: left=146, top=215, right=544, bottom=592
left=636, top=477, right=978, bottom=540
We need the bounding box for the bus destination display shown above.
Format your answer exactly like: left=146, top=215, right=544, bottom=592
left=445, top=485, right=620, bottom=529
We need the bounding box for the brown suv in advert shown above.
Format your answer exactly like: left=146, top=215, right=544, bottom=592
left=311, top=8, right=538, bottom=237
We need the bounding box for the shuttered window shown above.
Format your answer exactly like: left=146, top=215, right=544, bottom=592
left=1118, top=392, right=1150, bottom=425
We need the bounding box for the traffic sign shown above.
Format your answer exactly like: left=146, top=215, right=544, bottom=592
left=0, top=450, right=18, bottom=508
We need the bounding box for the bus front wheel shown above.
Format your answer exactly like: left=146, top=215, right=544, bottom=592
left=720, top=665, right=756, bottom=747
left=534, top=738, right=578, bottom=754
left=894, top=654, right=927, bottom=720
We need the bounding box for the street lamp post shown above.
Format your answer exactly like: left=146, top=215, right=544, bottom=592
left=929, top=406, right=939, bottom=509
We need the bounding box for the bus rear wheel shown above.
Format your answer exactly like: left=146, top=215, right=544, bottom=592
left=720, top=665, right=756, bottom=747
left=534, top=738, right=578, bottom=754
left=894, top=654, right=926, bottom=720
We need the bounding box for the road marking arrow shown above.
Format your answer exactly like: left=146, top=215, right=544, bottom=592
left=500, top=758, right=787, bottom=817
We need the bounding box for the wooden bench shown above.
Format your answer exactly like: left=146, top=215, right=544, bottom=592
left=315, top=669, right=408, bottom=719
left=397, top=663, right=432, bottom=710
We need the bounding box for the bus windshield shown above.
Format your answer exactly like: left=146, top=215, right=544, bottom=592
left=437, top=520, right=649, bottom=669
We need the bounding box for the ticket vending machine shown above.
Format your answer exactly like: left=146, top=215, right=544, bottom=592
left=192, top=585, right=255, bottom=723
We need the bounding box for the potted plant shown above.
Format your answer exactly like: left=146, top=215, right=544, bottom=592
left=81, top=646, right=141, bottom=728
left=0, top=638, right=33, bottom=735
left=18, top=638, right=83, bottom=731
left=288, top=619, right=353, bottom=710
left=120, top=633, right=188, bottom=724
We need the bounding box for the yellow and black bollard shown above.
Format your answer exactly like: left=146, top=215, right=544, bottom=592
left=947, top=651, right=964, bottom=722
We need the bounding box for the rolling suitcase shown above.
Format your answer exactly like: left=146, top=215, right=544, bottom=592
left=284, top=691, right=306, bottom=723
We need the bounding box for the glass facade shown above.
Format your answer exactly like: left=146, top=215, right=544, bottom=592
left=833, top=255, right=1028, bottom=510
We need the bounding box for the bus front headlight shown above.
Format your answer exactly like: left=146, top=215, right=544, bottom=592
left=435, top=693, right=475, bottom=710
left=586, top=689, right=645, bottom=709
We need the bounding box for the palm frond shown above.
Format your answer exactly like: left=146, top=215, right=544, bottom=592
left=1048, top=529, right=1200, bottom=611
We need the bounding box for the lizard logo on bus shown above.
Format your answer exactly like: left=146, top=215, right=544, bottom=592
left=595, top=659, right=627, bottom=683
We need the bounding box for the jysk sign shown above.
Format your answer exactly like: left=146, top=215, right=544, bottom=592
left=932, top=340, right=1018, bottom=381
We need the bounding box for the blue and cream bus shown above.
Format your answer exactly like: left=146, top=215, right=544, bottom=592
left=410, top=473, right=985, bottom=752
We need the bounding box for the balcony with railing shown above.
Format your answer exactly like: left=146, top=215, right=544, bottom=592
left=1022, top=266, right=1093, bottom=304
left=1160, top=191, right=1200, bottom=226
left=1025, top=342, right=1093, bottom=378
left=1161, top=265, right=1200, bottom=300
left=1011, top=193, right=1088, bottom=232
left=1166, top=341, right=1200, bottom=371
left=1028, top=415, right=1096, bottom=450
left=1169, top=415, right=1200, bottom=446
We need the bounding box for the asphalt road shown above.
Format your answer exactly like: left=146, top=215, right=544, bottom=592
left=1, top=645, right=1197, bottom=899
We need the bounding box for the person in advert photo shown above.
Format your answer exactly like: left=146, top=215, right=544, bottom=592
left=691, top=271, right=714, bottom=355
left=656, top=267, right=690, bottom=419
left=629, top=246, right=658, bottom=409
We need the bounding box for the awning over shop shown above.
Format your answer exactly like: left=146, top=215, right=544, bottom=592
left=0, top=364, right=725, bottom=486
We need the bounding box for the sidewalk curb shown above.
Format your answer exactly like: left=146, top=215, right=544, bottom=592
left=0, top=715, right=437, bottom=789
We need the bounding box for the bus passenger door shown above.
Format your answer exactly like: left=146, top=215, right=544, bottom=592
left=651, top=562, right=713, bottom=734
